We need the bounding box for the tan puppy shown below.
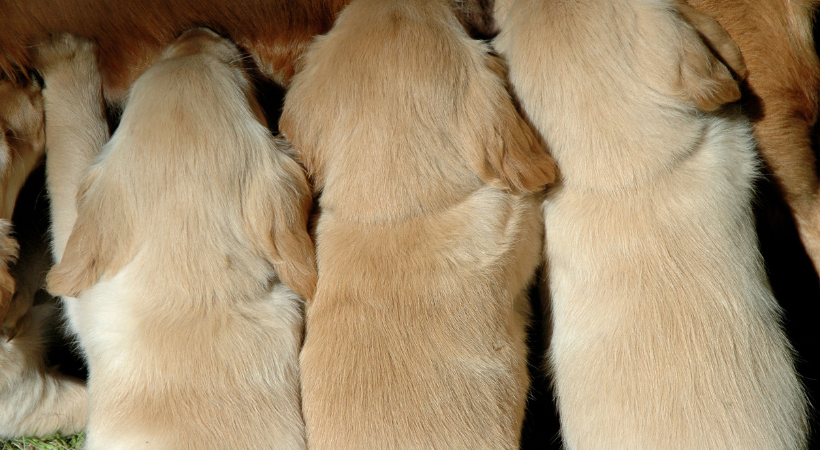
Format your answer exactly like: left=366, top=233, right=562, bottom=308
left=493, top=0, right=807, bottom=448
left=684, top=0, right=820, bottom=276
left=281, top=0, right=556, bottom=448
left=39, top=30, right=314, bottom=449
left=0, top=80, right=46, bottom=330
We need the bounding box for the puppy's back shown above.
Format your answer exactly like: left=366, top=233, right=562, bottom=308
left=47, top=30, right=313, bottom=450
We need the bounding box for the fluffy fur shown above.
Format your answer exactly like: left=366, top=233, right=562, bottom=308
left=280, top=0, right=556, bottom=448
left=684, top=0, right=820, bottom=275
left=0, top=80, right=45, bottom=329
left=39, top=31, right=314, bottom=449
left=492, top=0, right=807, bottom=448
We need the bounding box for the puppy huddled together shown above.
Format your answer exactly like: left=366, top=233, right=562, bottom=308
left=0, top=0, right=815, bottom=449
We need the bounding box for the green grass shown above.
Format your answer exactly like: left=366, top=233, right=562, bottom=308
left=0, top=434, right=84, bottom=450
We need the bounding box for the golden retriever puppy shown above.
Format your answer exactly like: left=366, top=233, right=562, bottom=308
left=684, top=0, right=820, bottom=275
left=0, top=80, right=46, bottom=330
left=38, top=30, right=315, bottom=449
left=280, top=0, right=556, bottom=448
left=492, top=0, right=807, bottom=448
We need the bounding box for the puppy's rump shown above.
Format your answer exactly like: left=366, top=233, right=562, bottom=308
left=43, top=30, right=313, bottom=450
left=282, top=0, right=555, bottom=448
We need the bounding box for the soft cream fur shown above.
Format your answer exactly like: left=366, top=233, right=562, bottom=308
left=280, top=0, right=556, bottom=448
left=493, top=0, right=807, bottom=448
left=39, top=31, right=314, bottom=449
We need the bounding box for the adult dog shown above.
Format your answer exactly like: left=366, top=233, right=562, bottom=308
left=684, top=0, right=820, bottom=274
left=492, top=0, right=807, bottom=448
left=280, top=0, right=556, bottom=448
left=38, top=30, right=315, bottom=449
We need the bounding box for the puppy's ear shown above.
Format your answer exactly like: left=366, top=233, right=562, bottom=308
left=46, top=168, right=132, bottom=297
left=245, top=140, right=317, bottom=301
left=464, top=55, right=557, bottom=193
left=673, top=4, right=746, bottom=110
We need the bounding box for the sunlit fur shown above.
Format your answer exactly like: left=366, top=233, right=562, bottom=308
left=281, top=0, right=556, bottom=448
left=39, top=31, right=315, bottom=449
left=493, top=0, right=808, bottom=448
left=686, top=0, right=820, bottom=275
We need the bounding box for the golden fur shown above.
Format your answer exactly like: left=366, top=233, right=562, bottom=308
left=280, top=0, right=556, bottom=448
left=0, top=0, right=496, bottom=103
left=0, top=0, right=351, bottom=102
left=38, top=31, right=314, bottom=449
left=492, top=0, right=807, bottom=448
left=685, top=0, right=820, bottom=275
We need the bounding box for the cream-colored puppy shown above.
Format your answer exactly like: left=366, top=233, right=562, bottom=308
left=39, top=30, right=314, bottom=449
left=281, top=0, right=556, bottom=448
left=493, top=0, right=807, bottom=448
left=0, top=80, right=86, bottom=438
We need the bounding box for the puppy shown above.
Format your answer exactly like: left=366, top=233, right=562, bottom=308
left=684, top=0, right=820, bottom=275
left=492, top=0, right=807, bottom=448
left=0, top=80, right=46, bottom=330
left=280, top=0, right=556, bottom=448
left=39, top=30, right=314, bottom=449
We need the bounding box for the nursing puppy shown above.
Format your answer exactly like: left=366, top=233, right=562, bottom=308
left=39, top=30, right=314, bottom=449
left=684, top=0, right=820, bottom=275
left=281, top=0, right=556, bottom=448
left=493, top=0, right=807, bottom=448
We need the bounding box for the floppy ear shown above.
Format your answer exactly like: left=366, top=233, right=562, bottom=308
left=46, top=168, right=133, bottom=297
left=463, top=55, right=557, bottom=193
left=673, top=3, right=746, bottom=110
left=244, top=139, right=317, bottom=301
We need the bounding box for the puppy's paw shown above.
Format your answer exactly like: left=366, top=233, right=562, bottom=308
left=31, top=34, right=99, bottom=87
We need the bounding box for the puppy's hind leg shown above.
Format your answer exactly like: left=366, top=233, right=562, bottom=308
left=32, top=34, right=109, bottom=264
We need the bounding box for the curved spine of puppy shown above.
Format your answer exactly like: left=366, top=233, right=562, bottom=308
left=281, top=0, right=556, bottom=448
left=685, top=0, right=820, bottom=276
left=0, top=77, right=86, bottom=438
left=44, top=30, right=313, bottom=450
left=493, top=0, right=807, bottom=448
